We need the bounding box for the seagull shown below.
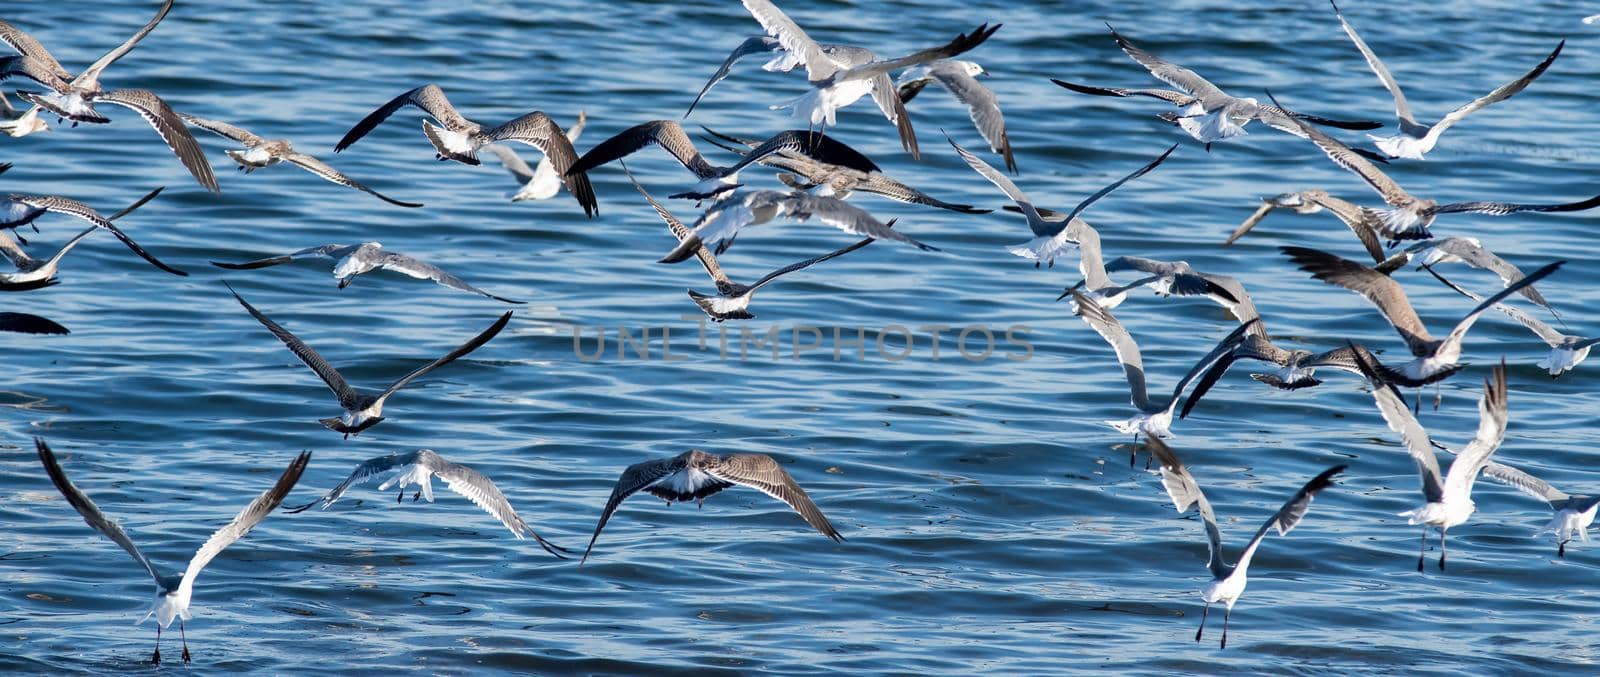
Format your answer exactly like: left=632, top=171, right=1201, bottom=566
left=484, top=110, right=586, bottom=202
left=1224, top=190, right=1386, bottom=264
left=1424, top=265, right=1596, bottom=378
left=212, top=242, right=523, bottom=304
left=1264, top=90, right=1600, bottom=241
left=581, top=449, right=842, bottom=564
left=566, top=120, right=879, bottom=201
left=0, top=311, right=68, bottom=334
left=1070, top=289, right=1256, bottom=439
left=1282, top=246, right=1561, bottom=386
left=948, top=132, right=1174, bottom=266
left=1029, top=216, right=1230, bottom=311
left=179, top=113, right=421, bottom=208
left=697, top=126, right=988, bottom=213
left=897, top=60, right=1015, bottom=173
left=683, top=35, right=853, bottom=118
left=1182, top=334, right=1363, bottom=405
left=1063, top=26, right=1383, bottom=148
left=284, top=449, right=567, bottom=558
left=628, top=168, right=872, bottom=321
left=1, top=186, right=162, bottom=290
left=1373, top=237, right=1554, bottom=313
left=1468, top=459, right=1600, bottom=557
left=1148, top=436, right=1344, bottom=649
left=0, top=188, right=182, bottom=276
left=1331, top=1, right=1565, bottom=160
left=227, top=284, right=512, bottom=437
left=0, top=90, right=47, bottom=137
left=0, top=0, right=219, bottom=193
left=739, top=0, right=1000, bottom=158
left=333, top=83, right=596, bottom=217
left=1350, top=349, right=1508, bottom=571
left=35, top=438, right=309, bottom=665
left=659, top=190, right=934, bottom=264
left=1095, top=257, right=1244, bottom=312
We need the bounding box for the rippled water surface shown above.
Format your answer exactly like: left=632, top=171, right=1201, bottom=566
left=5, top=0, right=1600, bottom=673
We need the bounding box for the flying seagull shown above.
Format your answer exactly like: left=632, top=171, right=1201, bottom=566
left=1282, top=246, right=1560, bottom=386
left=1464, top=458, right=1600, bottom=557
left=659, top=189, right=933, bottom=264
left=1070, top=289, right=1256, bottom=440
left=698, top=126, right=987, bottom=213
left=212, top=242, right=523, bottom=304
left=484, top=110, right=586, bottom=202
left=1, top=188, right=181, bottom=276
left=1331, top=1, right=1565, bottom=159
left=36, top=437, right=308, bottom=664
left=179, top=113, right=421, bottom=207
left=628, top=168, right=873, bottom=321
left=1224, top=190, right=1386, bottom=264
left=1351, top=349, right=1509, bottom=571
left=739, top=0, right=1000, bottom=158
left=333, top=83, right=596, bottom=217
left=227, top=284, right=512, bottom=437
left=897, top=60, right=1015, bottom=172
left=949, top=132, right=1174, bottom=266
left=0, top=90, right=47, bottom=136
left=683, top=35, right=851, bottom=118
left=566, top=120, right=879, bottom=201
left=1264, top=90, right=1600, bottom=241
left=0, top=311, right=68, bottom=334
left=581, top=449, right=842, bottom=564
left=1149, top=436, right=1344, bottom=649
left=285, top=449, right=567, bottom=558
left=0, top=0, right=219, bottom=192
left=1424, top=265, right=1596, bottom=378
left=1059, top=26, right=1382, bottom=148
left=1373, top=236, right=1553, bottom=313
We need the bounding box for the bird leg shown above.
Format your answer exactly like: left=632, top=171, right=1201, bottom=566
left=1559, top=539, right=1568, bottom=558
left=1195, top=601, right=1211, bottom=642
left=412, top=490, right=422, bottom=502
left=1220, top=608, right=1230, bottom=649
left=1433, top=382, right=1442, bottom=410
left=396, top=488, right=404, bottom=504
left=1417, top=527, right=1427, bottom=572
left=152, top=626, right=162, bottom=665
left=180, top=620, right=190, bottom=664
left=1439, top=527, right=1448, bottom=570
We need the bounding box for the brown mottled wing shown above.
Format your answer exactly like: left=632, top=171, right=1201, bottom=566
left=485, top=111, right=598, bottom=216
left=283, top=153, right=423, bottom=208
left=36, top=438, right=166, bottom=588
left=227, top=284, right=360, bottom=408
left=12, top=194, right=186, bottom=276
left=0, top=21, right=69, bottom=82
left=96, top=89, right=220, bottom=194
left=76, top=0, right=174, bottom=86
left=1281, top=246, right=1434, bottom=355
left=178, top=113, right=264, bottom=146
left=707, top=454, right=842, bottom=541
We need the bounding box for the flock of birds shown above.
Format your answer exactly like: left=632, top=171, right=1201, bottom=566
left=5, top=0, right=1600, bottom=664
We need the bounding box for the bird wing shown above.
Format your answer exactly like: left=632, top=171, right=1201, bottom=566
left=36, top=438, right=166, bottom=589
left=1070, top=290, right=1150, bottom=410
left=1330, top=0, right=1416, bottom=126
left=739, top=0, right=839, bottom=81
left=0, top=22, right=69, bottom=82
left=335, top=83, right=472, bottom=152
left=12, top=194, right=186, bottom=276
left=432, top=456, right=566, bottom=557
left=1430, top=237, right=1552, bottom=310
left=209, top=243, right=353, bottom=270
left=581, top=454, right=691, bottom=563
left=228, top=284, right=360, bottom=408
left=1054, top=143, right=1177, bottom=237
left=946, top=133, right=1047, bottom=234
left=1301, top=192, right=1387, bottom=264
left=282, top=153, right=423, bottom=208
left=686, top=35, right=781, bottom=117
left=176, top=451, right=310, bottom=598
left=868, top=72, right=920, bottom=157
left=95, top=88, right=220, bottom=194
left=1349, top=344, right=1445, bottom=502
left=1481, top=461, right=1569, bottom=506
left=75, top=0, right=173, bottom=86
left=369, top=249, right=522, bottom=303
left=748, top=235, right=875, bottom=292
left=486, top=143, right=536, bottom=182
left=1169, top=319, right=1258, bottom=411
left=374, top=311, right=513, bottom=403
left=177, top=112, right=263, bottom=146
left=1422, top=265, right=1566, bottom=347
left=284, top=451, right=419, bottom=512
left=787, top=194, right=937, bottom=250
left=726, top=130, right=881, bottom=176
left=568, top=119, right=719, bottom=179
left=1432, top=193, right=1600, bottom=218
left=1435, top=261, right=1563, bottom=360
left=1106, top=25, right=1227, bottom=104
left=483, top=111, right=597, bottom=217
left=0, top=311, right=69, bottom=334
left=1442, top=363, right=1508, bottom=499
left=1234, top=464, right=1346, bottom=573
left=1223, top=201, right=1279, bottom=247
left=854, top=172, right=988, bottom=213
left=1281, top=246, right=1434, bottom=355
left=625, top=166, right=729, bottom=286
left=931, top=63, right=1015, bottom=173
left=1264, top=91, right=1411, bottom=208
left=707, top=454, right=843, bottom=541
left=1422, top=40, right=1564, bottom=146
left=1145, top=438, right=1228, bottom=578
left=0, top=54, right=71, bottom=91
left=829, top=24, right=1001, bottom=84
left=1050, top=79, right=1197, bottom=106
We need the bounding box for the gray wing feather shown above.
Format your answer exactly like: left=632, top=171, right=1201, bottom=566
left=178, top=451, right=310, bottom=597
left=1425, top=40, right=1564, bottom=144
left=1441, top=363, right=1509, bottom=498
left=930, top=63, right=1014, bottom=172
left=36, top=438, right=166, bottom=588
left=13, top=194, right=186, bottom=275
left=374, top=311, right=513, bottom=403
left=282, top=153, right=423, bottom=208
left=369, top=249, right=522, bottom=303
left=1349, top=345, right=1445, bottom=502
left=1071, top=290, right=1150, bottom=410
left=1146, top=438, right=1227, bottom=579
left=582, top=454, right=691, bottom=563
left=1234, top=464, right=1345, bottom=573
left=1331, top=1, right=1415, bottom=126
left=228, top=284, right=360, bottom=408
left=686, top=35, right=781, bottom=117
left=76, top=0, right=173, bottom=85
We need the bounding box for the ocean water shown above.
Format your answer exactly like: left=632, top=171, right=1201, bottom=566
left=4, top=0, right=1600, bottom=673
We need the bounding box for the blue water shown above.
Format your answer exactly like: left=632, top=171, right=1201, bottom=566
left=5, top=0, right=1600, bottom=672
